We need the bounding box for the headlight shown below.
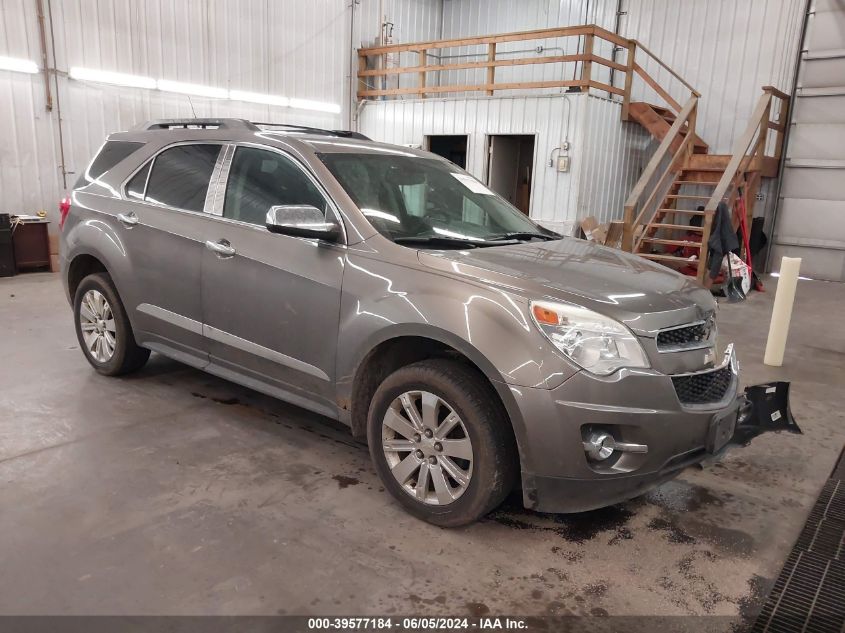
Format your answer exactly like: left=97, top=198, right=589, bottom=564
left=529, top=300, right=650, bottom=376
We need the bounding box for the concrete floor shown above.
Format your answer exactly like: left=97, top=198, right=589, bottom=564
left=1, top=272, right=843, bottom=622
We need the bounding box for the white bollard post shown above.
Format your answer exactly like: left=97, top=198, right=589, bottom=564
left=763, top=256, right=802, bottom=367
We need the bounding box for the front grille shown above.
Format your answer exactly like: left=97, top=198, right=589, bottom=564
left=671, top=364, right=733, bottom=404
left=656, top=318, right=714, bottom=352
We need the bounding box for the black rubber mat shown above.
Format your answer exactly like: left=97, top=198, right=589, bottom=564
left=750, top=448, right=845, bottom=633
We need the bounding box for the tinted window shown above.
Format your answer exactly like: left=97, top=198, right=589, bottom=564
left=126, top=161, right=151, bottom=200
left=223, top=147, right=327, bottom=226
left=145, top=144, right=221, bottom=212
left=75, top=140, right=144, bottom=187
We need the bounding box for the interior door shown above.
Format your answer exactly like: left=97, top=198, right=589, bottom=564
left=116, top=143, right=223, bottom=367
left=486, top=135, right=520, bottom=203
left=200, top=145, right=344, bottom=416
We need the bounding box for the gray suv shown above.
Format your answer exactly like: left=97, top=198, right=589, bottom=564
left=60, top=118, right=744, bottom=526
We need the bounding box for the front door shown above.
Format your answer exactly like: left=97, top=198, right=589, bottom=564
left=200, top=145, right=344, bottom=416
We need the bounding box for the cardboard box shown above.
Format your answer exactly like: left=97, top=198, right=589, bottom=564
left=48, top=233, right=60, bottom=255
left=50, top=253, right=60, bottom=273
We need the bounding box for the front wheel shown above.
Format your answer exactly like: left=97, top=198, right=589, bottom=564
left=367, top=359, right=518, bottom=527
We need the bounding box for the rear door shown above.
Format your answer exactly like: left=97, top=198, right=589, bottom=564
left=200, top=144, right=344, bottom=415
left=116, top=142, right=224, bottom=367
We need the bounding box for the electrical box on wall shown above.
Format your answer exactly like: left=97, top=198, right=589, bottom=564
left=557, top=155, right=570, bottom=172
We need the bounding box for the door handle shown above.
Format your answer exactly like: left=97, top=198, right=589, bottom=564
left=205, top=239, right=236, bottom=258
left=117, top=212, right=139, bottom=227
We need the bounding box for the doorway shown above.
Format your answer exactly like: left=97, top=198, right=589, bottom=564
left=486, top=135, right=535, bottom=215
left=425, top=135, right=468, bottom=169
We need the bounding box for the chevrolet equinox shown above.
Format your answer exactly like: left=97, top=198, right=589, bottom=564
left=60, top=118, right=746, bottom=526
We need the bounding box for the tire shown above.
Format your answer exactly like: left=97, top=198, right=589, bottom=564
left=73, top=272, right=150, bottom=376
left=367, top=359, right=518, bottom=527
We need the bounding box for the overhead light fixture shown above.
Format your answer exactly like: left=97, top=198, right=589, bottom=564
left=230, top=89, right=290, bottom=107
left=0, top=55, right=39, bottom=74
left=69, top=67, right=156, bottom=89
left=157, top=79, right=228, bottom=100
left=289, top=98, right=341, bottom=114
left=65, top=65, right=339, bottom=114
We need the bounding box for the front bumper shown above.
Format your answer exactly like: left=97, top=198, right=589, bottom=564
left=512, top=345, right=745, bottom=513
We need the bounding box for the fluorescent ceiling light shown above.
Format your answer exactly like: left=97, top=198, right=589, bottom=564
left=157, top=79, right=228, bottom=99
left=0, top=55, right=38, bottom=74
left=230, top=89, right=290, bottom=107
left=69, top=67, right=156, bottom=89
left=289, top=98, right=341, bottom=114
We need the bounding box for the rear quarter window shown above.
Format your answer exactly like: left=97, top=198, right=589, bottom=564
left=75, top=140, right=145, bottom=188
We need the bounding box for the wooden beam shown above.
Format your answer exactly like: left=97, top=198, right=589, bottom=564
left=581, top=33, right=594, bottom=90
left=762, top=85, right=789, bottom=101
left=418, top=49, right=427, bottom=99
left=486, top=43, right=496, bottom=96
left=358, top=24, right=598, bottom=56
left=621, top=41, right=635, bottom=121
left=357, top=53, right=613, bottom=77
left=588, top=80, right=625, bottom=96
left=358, top=78, right=587, bottom=98
left=633, top=62, right=681, bottom=113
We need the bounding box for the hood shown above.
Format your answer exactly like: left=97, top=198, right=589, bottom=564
left=417, top=238, right=716, bottom=336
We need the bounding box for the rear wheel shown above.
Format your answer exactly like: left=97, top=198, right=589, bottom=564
left=74, top=272, right=150, bottom=376
left=367, top=359, right=517, bottom=527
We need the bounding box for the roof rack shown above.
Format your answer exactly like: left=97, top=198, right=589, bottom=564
left=133, top=118, right=260, bottom=131
left=253, top=122, right=371, bottom=141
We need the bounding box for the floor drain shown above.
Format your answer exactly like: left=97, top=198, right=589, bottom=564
left=750, top=448, right=845, bottom=633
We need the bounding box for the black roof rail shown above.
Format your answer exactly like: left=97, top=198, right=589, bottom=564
left=133, top=118, right=260, bottom=131
left=252, top=122, right=371, bottom=141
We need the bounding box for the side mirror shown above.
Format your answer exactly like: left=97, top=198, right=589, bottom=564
left=265, top=205, right=340, bottom=241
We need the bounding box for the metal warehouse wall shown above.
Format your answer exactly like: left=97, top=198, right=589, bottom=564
left=358, top=93, right=651, bottom=234
left=0, top=0, right=360, bottom=225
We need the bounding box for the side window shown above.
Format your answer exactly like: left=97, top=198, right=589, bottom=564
left=75, top=140, right=145, bottom=188
left=126, top=162, right=151, bottom=200
left=222, top=147, right=328, bottom=226
left=144, top=144, right=221, bottom=212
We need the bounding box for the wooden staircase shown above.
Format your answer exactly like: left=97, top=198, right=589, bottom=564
left=622, top=87, right=790, bottom=283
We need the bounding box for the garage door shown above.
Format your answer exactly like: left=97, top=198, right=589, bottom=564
left=771, top=0, right=845, bottom=281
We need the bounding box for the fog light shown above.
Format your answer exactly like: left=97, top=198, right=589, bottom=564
left=583, top=431, right=615, bottom=461
left=582, top=430, right=649, bottom=462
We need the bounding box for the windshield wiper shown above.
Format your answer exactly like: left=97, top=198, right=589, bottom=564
left=392, top=236, right=516, bottom=248
left=489, top=231, right=560, bottom=242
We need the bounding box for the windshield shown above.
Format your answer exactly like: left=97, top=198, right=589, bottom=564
left=318, top=152, right=558, bottom=246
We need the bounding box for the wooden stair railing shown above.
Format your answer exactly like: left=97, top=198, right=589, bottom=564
left=698, top=86, right=790, bottom=282
left=621, top=97, right=699, bottom=252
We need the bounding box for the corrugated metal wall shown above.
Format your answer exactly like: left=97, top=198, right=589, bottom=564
left=0, top=0, right=356, bottom=225
left=358, top=93, right=651, bottom=234
left=620, top=0, right=805, bottom=154
left=770, top=0, right=845, bottom=281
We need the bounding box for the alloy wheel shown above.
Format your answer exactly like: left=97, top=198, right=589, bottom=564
left=381, top=390, right=474, bottom=505
left=79, top=289, right=117, bottom=363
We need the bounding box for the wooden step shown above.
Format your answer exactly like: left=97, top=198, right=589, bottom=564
left=675, top=180, right=720, bottom=186
left=638, top=253, right=696, bottom=264
left=640, top=237, right=703, bottom=247
left=628, top=102, right=709, bottom=154
left=656, top=208, right=706, bottom=215
left=648, top=223, right=704, bottom=231
left=664, top=194, right=714, bottom=200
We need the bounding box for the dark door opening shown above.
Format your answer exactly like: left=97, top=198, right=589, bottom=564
left=486, top=134, right=535, bottom=215
left=425, top=135, right=468, bottom=169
